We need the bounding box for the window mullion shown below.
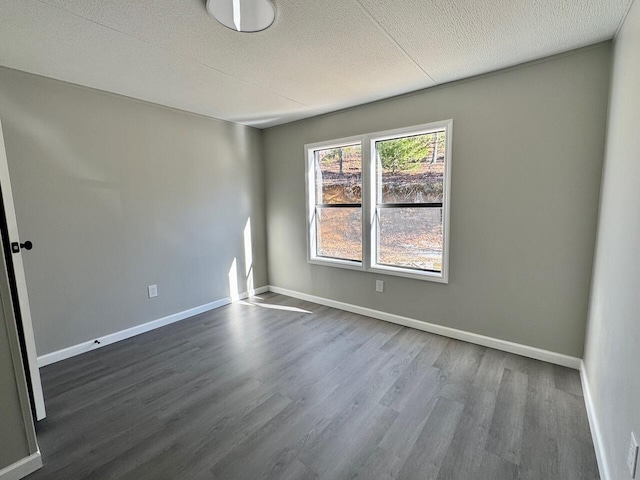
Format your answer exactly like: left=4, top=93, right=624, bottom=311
left=362, top=135, right=373, bottom=271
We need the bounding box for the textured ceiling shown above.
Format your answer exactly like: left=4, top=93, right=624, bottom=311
left=0, top=0, right=632, bottom=127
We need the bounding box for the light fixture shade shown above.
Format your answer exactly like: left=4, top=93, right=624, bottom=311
left=206, top=0, right=276, bottom=33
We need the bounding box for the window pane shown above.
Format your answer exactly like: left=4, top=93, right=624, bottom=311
left=377, top=207, right=442, bottom=271
left=316, top=207, right=362, bottom=261
left=375, top=131, right=445, bottom=204
left=315, top=144, right=361, bottom=204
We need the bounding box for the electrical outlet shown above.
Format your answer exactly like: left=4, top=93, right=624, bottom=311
left=148, top=284, right=158, bottom=298
left=628, top=433, right=639, bottom=478
left=376, top=280, right=384, bottom=293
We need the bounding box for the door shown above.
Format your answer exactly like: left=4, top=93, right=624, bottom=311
left=0, top=118, right=46, bottom=420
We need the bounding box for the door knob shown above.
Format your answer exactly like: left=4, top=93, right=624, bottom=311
left=11, top=241, right=33, bottom=253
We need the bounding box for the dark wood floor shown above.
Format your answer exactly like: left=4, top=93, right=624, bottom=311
left=27, top=293, right=599, bottom=480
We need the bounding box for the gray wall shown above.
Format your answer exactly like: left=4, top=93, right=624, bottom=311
left=583, top=2, right=640, bottom=478
left=264, top=44, right=612, bottom=358
left=0, top=67, right=268, bottom=356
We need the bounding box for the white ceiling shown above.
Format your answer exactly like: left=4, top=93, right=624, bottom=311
left=0, top=0, right=632, bottom=128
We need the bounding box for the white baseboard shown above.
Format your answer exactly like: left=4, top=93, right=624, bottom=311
left=37, top=286, right=269, bottom=367
left=580, top=361, right=611, bottom=480
left=0, top=452, right=42, bottom=480
left=39, top=283, right=581, bottom=370
left=268, top=285, right=581, bottom=370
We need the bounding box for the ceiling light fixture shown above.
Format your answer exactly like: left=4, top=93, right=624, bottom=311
left=206, top=0, right=276, bottom=33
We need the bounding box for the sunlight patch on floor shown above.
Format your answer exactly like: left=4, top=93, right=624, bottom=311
left=237, top=300, right=312, bottom=314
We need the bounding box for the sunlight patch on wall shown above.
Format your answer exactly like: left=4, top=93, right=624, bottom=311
left=228, top=257, right=240, bottom=302
left=244, top=218, right=254, bottom=294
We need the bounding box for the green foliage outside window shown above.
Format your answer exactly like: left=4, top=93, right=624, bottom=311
left=377, top=132, right=444, bottom=174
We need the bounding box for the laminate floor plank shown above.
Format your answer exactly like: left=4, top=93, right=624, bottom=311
left=210, top=348, right=395, bottom=480
left=519, top=360, right=558, bottom=480
left=436, top=387, right=497, bottom=480
left=473, top=348, right=507, bottom=393
left=352, top=447, right=403, bottom=480
left=486, top=369, right=528, bottom=465
left=378, top=372, right=441, bottom=463
left=303, top=404, right=398, bottom=480
left=477, top=453, right=519, bottom=480
left=396, top=396, right=465, bottom=480
left=553, top=364, right=584, bottom=397
left=379, top=340, right=447, bottom=411
left=27, top=293, right=599, bottom=480
left=554, top=389, right=600, bottom=480
left=434, top=340, right=486, bottom=404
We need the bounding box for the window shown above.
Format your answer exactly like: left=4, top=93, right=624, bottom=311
left=305, top=120, right=452, bottom=282
left=306, top=138, right=363, bottom=269
left=371, top=126, right=449, bottom=279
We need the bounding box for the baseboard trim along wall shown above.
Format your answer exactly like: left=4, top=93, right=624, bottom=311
left=39, top=283, right=582, bottom=371
left=268, top=285, right=582, bottom=370
left=580, top=361, right=611, bottom=480
left=0, top=452, right=42, bottom=480
left=37, top=286, right=269, bottom=367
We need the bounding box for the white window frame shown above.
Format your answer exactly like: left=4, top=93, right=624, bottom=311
left=305, top=119, right=452, bottom=283
left=305, top=135, right=365, bottom=271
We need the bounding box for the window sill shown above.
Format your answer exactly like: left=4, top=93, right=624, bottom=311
left=308, top=257, right=364, bottom=272
left=308, top=257, right=448, bottom=283
left=369, top=264, right=448, bottom=283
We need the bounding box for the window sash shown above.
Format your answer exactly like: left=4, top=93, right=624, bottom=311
left=374, top=204, right=443, bottom=274
left=310, top=139, right=364, bottom=264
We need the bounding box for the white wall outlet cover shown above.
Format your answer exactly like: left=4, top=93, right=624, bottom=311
left=148, top=285, right=158, bottom=298
left=629, top=432, right=639, bottom=478
left=376, top=280, right=384, bottom=293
